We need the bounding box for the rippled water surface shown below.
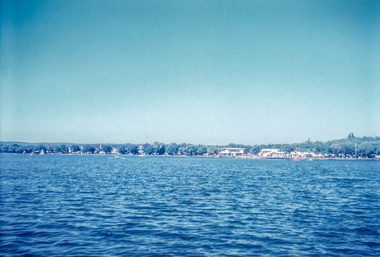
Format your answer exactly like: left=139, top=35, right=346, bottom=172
left=1, top=155, right=380, bottom=256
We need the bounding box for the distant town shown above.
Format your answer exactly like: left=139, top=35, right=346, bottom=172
left=1, top=134, right=380, bottom=160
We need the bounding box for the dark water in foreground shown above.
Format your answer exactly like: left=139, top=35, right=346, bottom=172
left=1, top=155, right=380, bottom=256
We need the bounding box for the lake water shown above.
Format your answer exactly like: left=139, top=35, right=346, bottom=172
left=1, top=155, right=380, bottom=256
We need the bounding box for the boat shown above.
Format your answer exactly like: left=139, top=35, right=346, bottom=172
left=293, top=157, right=300, bottom=161
left=308, top=158, right=313, bottom=161
left=109, top=156, right=125, bottom=159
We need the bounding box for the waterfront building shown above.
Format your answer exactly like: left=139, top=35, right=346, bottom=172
left=259, top=149, right=284, bottom=158
left=219, top=148, right=247, bottom=157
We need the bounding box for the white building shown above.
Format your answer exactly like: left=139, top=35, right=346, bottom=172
left=219, top=148, right=247, bottom=157
left=259, top=149, right=289, bottom=158
left=259, top=149, right=281, bottom=158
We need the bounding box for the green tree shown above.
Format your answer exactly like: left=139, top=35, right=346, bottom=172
left=59, top=145, right=68, bottom=153
left=180, top=145, right=197, bottom=156
left=154, top=143, right=165, bottom=155
left=196, top=145, right=207, bottom=155
left=125, top=144, right=139, bottom=154
left=330, top=142, right=355, bottom=155
left=207, top=146, right=219, bottom=155
left=115, top=146, right=125, bottom=154
left=55, top=145, right=68, bottom=153
left=102, top=145, right=112, bottom=154
left=143, top=144, right=155, bottom=155
left=249, top=146, right=261, bottom=154
left=71, top=145, right=80, bottom=152
left=358, top=142, right=376, bottom=157
left=7, top=144, right=19, bottom=153
left=15, top=146, right=26, bottom=153
left=0, top=145, right=8, bottom=153
left=33, top=144, right=46, bottom=154
left=279, top=144, right=294, bottom=153
left=82, top=145, right=95, bottom=154
left=25, top=146, right=34, bottom=153
left=46, top=146, right=54, bottom=153
left=166, top=144, right=179, bottom=155
left=54, top=146, right=62, bottom=153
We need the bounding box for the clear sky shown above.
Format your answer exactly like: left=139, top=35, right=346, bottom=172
left=1, top=0, right=379, bottom=145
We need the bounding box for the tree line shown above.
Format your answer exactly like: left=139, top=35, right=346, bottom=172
left=225, top=134, right=380, bottom=158
left=1, top=134, right=379, bottom=158
left=0, top=142, right=212, bottom=156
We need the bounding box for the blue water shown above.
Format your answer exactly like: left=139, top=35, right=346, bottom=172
left=1, top=155, right=380, bottom=256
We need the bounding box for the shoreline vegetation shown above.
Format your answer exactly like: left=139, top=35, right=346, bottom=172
left=1, top=134, right=380, bottom=160
left=1, top=152, right=379, bottom=161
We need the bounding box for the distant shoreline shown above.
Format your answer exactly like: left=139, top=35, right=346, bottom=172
left=2, top=153, right=379, bottom=161
left=1, top=135, right=380, bottom=159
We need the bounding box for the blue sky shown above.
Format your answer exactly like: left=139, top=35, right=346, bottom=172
left=1, top=0, right=379, bottom=145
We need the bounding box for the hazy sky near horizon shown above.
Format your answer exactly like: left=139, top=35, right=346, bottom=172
left=1, top=0, right=379, bottom=145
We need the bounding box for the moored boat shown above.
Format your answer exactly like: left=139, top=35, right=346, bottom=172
left=109, top=155, right=125, bottom=159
